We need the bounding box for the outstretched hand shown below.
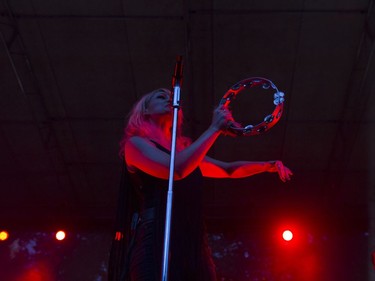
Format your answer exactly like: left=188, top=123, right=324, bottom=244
left=268, top=160, right=293, bottom=182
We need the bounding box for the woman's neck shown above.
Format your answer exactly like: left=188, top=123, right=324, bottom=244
left=147, top=121, right=172, bottom=149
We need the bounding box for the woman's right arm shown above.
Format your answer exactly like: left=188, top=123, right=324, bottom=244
left=125, top=106, right=230, bottom=180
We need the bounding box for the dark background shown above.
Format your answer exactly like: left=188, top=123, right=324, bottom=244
left=0, top=0, right=374, bottom=280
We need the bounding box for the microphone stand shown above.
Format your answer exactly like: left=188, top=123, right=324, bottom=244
left=161, top=56, right=183, bottom=281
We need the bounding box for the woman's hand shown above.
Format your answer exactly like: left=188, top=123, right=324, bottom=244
left=210, top=106, right=229, bottom=131
left=210, top=106, right=241, bottom=136
left=267, top=160, right=293, bottom=182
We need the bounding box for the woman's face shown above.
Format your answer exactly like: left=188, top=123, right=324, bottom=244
left=144, top=90, right=172, bottom=117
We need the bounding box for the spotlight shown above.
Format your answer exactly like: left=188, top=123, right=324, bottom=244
left=282, top=229, right=293, bottom=241
left=55, top=230, right=66, bottom=241
left=0, top=230, right=9, bottom=241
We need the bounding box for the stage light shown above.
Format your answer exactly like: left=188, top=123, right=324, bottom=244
left=282, top=229, right=293, bottom=241
left=115, top=231, right=124, bottom=241
left=0, top=230, right=9, bottom=241
left=55, top=230, right=66, bottom=241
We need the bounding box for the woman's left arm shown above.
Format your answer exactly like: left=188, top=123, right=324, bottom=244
left=200, top=156, right=293, bottom=182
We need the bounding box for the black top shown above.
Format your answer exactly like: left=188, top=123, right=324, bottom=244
left=127, top=141, right=216, bottom=280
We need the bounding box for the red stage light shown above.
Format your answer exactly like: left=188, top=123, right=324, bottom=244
left=115, top=231, right=124, bottom=241
left=0, top=230, right=9, bottom=241
left=55, top=230, right=66, bottom=241
left=282, top=229, right=293, bottom=241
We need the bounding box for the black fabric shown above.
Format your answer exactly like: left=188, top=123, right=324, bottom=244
left=108, top=142, right=216, bottom=281
left=108, top=163, right=139, bottom=281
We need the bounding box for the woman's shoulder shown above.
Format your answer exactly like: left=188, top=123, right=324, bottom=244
left=127, top=135, right=145, bottom=143
left=124, top=137, right=156, bottom=172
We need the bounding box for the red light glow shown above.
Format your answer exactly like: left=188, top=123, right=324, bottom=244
left=282, top=229, right=293, bottom=241
left=55, top=230, right=66, bottom=241
left=0, top=231, right=9, bottom=241
left=15, top=261, right=54, bottom=281
left=115, top=231, right=124, bottom=241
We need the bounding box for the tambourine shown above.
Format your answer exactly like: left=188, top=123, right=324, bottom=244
left=219, top=77, right=285, bottom=136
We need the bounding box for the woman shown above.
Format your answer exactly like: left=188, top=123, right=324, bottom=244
left=110, top=88, right=292, bottom=281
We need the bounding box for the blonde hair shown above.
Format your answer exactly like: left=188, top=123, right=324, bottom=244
left=119, top=88, right=191, bottom=157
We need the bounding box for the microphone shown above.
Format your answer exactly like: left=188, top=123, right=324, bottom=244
left=172, top=55, right=183, bottom=88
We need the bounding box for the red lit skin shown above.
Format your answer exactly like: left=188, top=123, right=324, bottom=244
left=125, top=92, right=293, bottom=181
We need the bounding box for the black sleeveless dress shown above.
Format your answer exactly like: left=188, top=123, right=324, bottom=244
left=127, top=142, right=216, bottom=281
